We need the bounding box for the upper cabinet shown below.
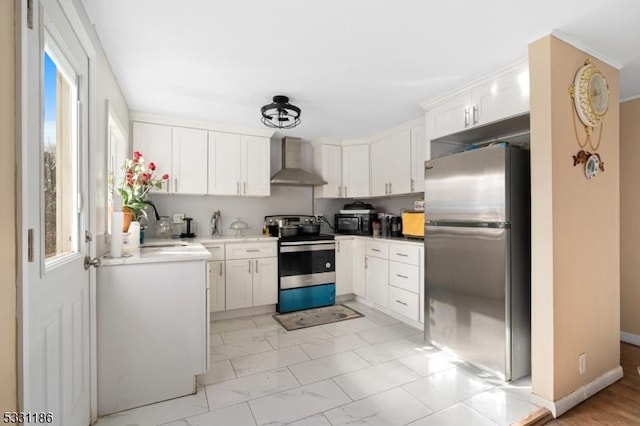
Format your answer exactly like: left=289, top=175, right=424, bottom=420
left=208, top=132, right=270, bottom=197
left=313, top=141, right=371, bottom=199
left=423, top=59, right=529, bottom=140
left=371, top=128, right=413, bottom=197
left=132, top=122, right=207, bottom=195
left=172, top=127, right=208, bottom=194
left=341, top=144, right=370, bottom=198
left=410, top=123, right=427, bottom=194
left=132, top=122, right=173, bottom=193
left=131, top=114, right=274, bottom=197
left=313, top=143, right=342, bottom=198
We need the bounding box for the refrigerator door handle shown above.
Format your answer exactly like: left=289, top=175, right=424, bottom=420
left=426, top=220, right=510, bottom=229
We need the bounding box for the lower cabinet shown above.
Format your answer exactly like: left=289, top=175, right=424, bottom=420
left=335, top=239, right=354, bottom=296
left=365, top=255, right=389, bottom=308
left=208, top=260, right=226, bottom=312
left=224, top=241, right=278, bottom=310
left=252, top=257, right=278, bottom=306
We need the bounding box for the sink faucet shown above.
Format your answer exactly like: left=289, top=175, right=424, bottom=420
left=144, top=200, right=161, bottom=221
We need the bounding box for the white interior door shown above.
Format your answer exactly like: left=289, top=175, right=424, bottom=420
left=22, top=1, right=91, bottom=424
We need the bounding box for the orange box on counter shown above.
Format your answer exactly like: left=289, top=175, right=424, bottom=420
left=401, top=210, right=424, bottom=239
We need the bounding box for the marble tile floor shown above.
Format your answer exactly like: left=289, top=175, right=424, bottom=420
left=96, top=301, right=540, bottom=426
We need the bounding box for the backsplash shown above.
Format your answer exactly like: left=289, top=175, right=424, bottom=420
left=147, top=187, right=342, bottom=238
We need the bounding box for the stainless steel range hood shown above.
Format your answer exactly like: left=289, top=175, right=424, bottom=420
left=270, top=137, right=327, bottom=186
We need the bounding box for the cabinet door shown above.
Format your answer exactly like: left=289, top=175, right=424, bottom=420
left=252, top=257, right=278, bottom=306
left=410, top=123, right=427, bottom=194
left=172, top=127, right=208, bottom=194
left=369, top=139, right=387, bottom=196
left=342, top=145, right=369, bottom=198
left=365, top=255, right=388, bottom=308
left=472, top=67, right=529, bottom=126
left=427, top=93, right=472, bottom=139
left=132, top=122, right=173, bottom=193
left=208, top=260, right=225, bottom=312
left=242, top=135, right=270, bottom=196
left=225, top=259, right=253, bottom=310
left=352, top=239, right=366, bottom=297
left=386, top=129, right=412, bottom=195
left=335, top=239, right=354, bottom=296
left=313, top=144, right=342, bottom=198
left=208, top=131, right=241, bottom=195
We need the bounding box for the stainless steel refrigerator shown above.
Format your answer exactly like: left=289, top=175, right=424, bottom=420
left=424, top=143, right=531, bottom=381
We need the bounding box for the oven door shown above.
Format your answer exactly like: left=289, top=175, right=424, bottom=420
left=279, top=240, right=336, bottom=289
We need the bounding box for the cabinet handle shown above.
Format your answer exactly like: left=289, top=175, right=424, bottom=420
left=385, top=183, right=388, bottom=195
left=472, top=105, right=479, bottom=125
left=246, top=249, right=260, bottom=253
left=174, top=178, right=178, bottom=193
left=410, top=179, right=414, bottom=192
left=244, top=182, right=247, bottom=194
left=345, top=186, right=348, bottom=197
left=255, top=259, right=259, bottom=273
left=395, top=299, right=408, bottom=306
left=464, top=108, right=470, bottom=128
left=248, top=260, right=251, bottom=274
left=396, top=253, right=408, bottom=257
left=237, top=182, right=240, bottom=195
left=336, top=241, right=340, bottom=253
left=365, top=257, right=368, bottom=269
left=371, top=248, right=381, bottom=252
left=396, top=274, right=409, bottom=279
left=389, top=182, right=392, bottom=194
left=338, top=186, right=342, bottom=197
left=219, top=263, right=223, bottom=276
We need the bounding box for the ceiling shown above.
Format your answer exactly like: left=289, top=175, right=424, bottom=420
left=83, top=0, right=640, bottom=141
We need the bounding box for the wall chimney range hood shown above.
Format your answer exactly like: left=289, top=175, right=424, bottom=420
left=270, top=137, right=327, bottom=187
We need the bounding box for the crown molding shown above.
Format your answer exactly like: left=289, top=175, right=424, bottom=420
left=130, top=111, right=276, bottom=138
left=550, top=30, right=623, bottom=70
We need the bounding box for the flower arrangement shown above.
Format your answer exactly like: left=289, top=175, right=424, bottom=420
left=118, top=150, right=169, bottom=220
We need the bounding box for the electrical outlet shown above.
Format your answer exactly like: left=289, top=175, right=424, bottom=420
left=173, top=213, right=185, bottom=224
left=578, top=353, right=586, bottom=375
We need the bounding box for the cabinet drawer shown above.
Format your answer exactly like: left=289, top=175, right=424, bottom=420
left=225, top=242, right=277, bottom=260
left=388, top=286, right=419, bottom=322
left=389, top=261, right=419, bottom=293
left=365, top=241, right=389, bottom=259
left=203, top=243, right=225, bottom=261
left=388, top=243, right=420, bottom=265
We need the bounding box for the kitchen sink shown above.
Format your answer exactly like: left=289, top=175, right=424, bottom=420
left=140, top=241, right=189, bottom=248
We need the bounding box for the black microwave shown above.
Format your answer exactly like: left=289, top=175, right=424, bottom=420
left=335, top=213, right=377, bottom=235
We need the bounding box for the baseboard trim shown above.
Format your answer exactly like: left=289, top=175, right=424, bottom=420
left=530, top=366, right=624, bottom=418
left=620, top=331, right=640, bottom=346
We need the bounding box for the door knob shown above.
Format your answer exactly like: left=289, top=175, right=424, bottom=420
left=84, top=256, right=101, bottom=270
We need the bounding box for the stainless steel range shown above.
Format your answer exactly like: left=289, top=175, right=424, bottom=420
left=265, top=215, right=336, bottom=313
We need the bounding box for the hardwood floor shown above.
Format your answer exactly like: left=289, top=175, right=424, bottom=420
left=547, top=342, right=640, bottom=425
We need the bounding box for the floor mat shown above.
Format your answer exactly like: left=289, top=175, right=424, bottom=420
left=273, top=304, right=364, bottom=331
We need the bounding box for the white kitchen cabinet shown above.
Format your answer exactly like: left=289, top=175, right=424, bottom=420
left=252, top=257, right=278, bottom=306
left=424, top=60, right=529, bottom=140
left=341, top=145, right=370, bottom=198
left=352, top=239, right=366, bottom=297
left=371, top=129, right=412, bottom=196
left=225, top=242, right=278, bottom=309
left=172, top=127, right=208, bottom=194
left=225, top=259, right=253, bottom=310
left=132, top=122, right=208, bottom=194
left=313, top=144, right=342, bottom=198
left=365, top=255, right=389, bottom=308
left=132, top=122, right=173, bottom=193
left=335, top=239, right=354, bottom=296
left=208, top=260, right=225, bottom=312
left=410, top=123, right=427, bottom=193
left=208, top=131, right=270, bottom=196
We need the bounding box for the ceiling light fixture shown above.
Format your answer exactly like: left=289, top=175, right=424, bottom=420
left=260, top=95, right=301, bottom=129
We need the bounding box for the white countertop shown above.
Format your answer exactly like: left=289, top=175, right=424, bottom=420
left=101, top=238, right=212, bottom=266
left=197, top=235, right=278, bottom=245
left=334, top=234, right=424, bottom=247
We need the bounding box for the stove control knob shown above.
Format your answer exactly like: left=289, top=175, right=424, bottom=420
left=326, top=262, right=331, bottom=269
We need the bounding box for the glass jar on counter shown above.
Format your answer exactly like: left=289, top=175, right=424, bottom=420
left=156, top=216, right=172, bottom=238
